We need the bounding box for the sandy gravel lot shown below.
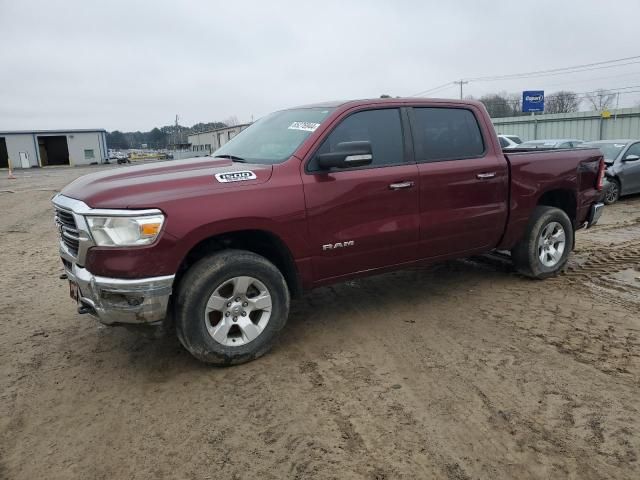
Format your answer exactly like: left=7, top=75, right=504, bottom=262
left=1, top=164, right=638, bottom=479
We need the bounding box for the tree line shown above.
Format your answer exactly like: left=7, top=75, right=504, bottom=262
left=107, top=119, right=237, bottom=150
left=472, top=89, right=617, bottom=118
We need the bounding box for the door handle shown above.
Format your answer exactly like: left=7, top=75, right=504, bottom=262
left=476, top=172, right=496, bottom=179
left=389, top=181, right=415, bottom=190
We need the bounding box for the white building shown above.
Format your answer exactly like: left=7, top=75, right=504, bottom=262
left=187, top=124, right=250, bottom=155
left=0, top=129, right=108, bottom=169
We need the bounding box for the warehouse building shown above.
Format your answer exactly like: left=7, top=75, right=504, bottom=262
left=492, top=107, right=640, bottom=141
left=187, top=124, right=250, bottom=155
left=0, top=129, right=108, bottom=169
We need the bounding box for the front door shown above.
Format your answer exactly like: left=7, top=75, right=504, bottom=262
left=302, top=108, right=420, bottom=281
left=619, top=142, right=640, bottom=194
left=409, top=105, right=509, bottom=259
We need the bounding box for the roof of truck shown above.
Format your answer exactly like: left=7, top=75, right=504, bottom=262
left=293, top=97, right=483, bottom=109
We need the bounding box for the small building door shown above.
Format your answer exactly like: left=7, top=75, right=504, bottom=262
left=0, top=138, right=8, bottom=168
left=19, top=152, right=30, bottom=168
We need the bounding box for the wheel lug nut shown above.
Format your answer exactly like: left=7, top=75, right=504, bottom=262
left=233, top=316, right=237, bottom=322
left=241, top=311, right=246, bottom=316
left=226, top=302, right=232, bottom=307
left=235, top=297, right=240, bottom=302
left=242, top=302, right=248, bottom=307
left=225, top=312, right=230, bottom=317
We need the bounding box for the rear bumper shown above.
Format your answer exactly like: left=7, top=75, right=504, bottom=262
left=65, top=260, right=174, bottom=325
left=586, top=202, right=605, bottom=228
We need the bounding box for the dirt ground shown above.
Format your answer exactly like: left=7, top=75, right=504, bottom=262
left=1, top=164, right=638, bottom=479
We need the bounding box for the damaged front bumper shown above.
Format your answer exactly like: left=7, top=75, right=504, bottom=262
left=65, top=261, right=174, bottom=326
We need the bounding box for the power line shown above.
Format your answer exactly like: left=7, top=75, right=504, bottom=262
left=410, top=82, right=454, bottom=97
left=467, top=55, right=640, bottom=82
left=542, top=70, right=640, bottom=89
left=470, top=60, right=640, bottom=82
left=410, top=54, right=640, bottom=97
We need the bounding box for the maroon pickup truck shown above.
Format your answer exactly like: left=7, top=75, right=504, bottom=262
left=53, top=98, right=605, bottom=364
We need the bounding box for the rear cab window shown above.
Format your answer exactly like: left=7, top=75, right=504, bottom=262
left=411, top=107, right=485, bottom=162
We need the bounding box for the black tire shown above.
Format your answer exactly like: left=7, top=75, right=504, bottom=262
left=603, top=178, right=620, bottom=205
left=511, top=206, right=574, bottom=279
left=175, top=249, right=290, bottom=365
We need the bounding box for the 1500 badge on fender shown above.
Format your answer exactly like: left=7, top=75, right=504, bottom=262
left=215, top=171, right=257, bottom=183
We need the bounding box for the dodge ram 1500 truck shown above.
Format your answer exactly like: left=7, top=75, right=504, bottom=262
left=53, top=98, right=605, bottom=365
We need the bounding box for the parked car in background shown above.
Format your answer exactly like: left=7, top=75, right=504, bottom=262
left=107, top=150, right=130, bottom=164
left=498, top=134, right=523, bottom=149
left=582, top=139, right=640, bottom=204
left=516, top=139, right=584, bottom=149
left=115, top=152, right=130, bottom=164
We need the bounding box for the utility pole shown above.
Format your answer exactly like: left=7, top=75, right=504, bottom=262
left=454, top=80, right=469, bottom=99
left=174, top=114, right=179, bottom=149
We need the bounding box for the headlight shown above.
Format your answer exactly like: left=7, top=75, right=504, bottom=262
left=86, top=214, right=165, bottom=247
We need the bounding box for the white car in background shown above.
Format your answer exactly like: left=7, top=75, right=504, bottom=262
left=498, top=134, right=523, bottom=149
left=516, top=139, right=584, bottom=149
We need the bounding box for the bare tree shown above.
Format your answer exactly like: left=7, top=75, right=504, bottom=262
left=223, top=115, right=240, bottom=127
left=479, top=92, right=521, bottom=118
left=506, top=93, right=522, bottom=115
left=545, top=91, right=580, bottom=114
left=583, top=89, right=617, bottom=112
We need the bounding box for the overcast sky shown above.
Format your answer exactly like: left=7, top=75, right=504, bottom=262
left=1, top=0, right=639, bottom=131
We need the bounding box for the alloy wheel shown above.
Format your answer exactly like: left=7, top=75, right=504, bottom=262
left=204, top=276, right=272, bottom=346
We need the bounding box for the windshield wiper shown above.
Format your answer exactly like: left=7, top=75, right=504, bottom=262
left=214, top=154, right=247, bottom=163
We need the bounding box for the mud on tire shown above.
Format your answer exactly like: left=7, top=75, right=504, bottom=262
left=511, top=206, right=574, bottom=279
left=175, top=249, right=290, bottom=365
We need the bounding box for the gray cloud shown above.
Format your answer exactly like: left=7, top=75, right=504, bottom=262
left=1, top=0, right=639, bottom=130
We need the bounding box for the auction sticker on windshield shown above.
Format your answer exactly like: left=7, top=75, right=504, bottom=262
left=288, top=121, right=320, bottom=132
left=215, top=171, right=257, bottom=183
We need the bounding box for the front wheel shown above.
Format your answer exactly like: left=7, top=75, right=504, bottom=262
left=175, top=249, right=290, bottom=365
left=511, top=206, right=574, bottom=279
left=603, top=178, right=620, bottom=205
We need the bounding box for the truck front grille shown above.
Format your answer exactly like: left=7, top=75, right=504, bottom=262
left=55, top=208, right=80, bottom=257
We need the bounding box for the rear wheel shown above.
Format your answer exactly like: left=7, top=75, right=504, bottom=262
left=511, top=206, right=573, bottom=279
left=175, top=249, right=290, bottom=365
left=603, top=178, right=620, bottom=205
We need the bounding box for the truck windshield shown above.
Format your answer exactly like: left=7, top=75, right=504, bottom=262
left=213, top=107, right=334, bottom=164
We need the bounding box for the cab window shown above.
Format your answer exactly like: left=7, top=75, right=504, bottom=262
left=308, top=108, right=404, bottom=171
left=412, top=107, right=485, bottom=162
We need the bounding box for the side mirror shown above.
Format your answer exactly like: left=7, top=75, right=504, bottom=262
left=316, top=141, right=373, bottom=169
left=623, top=154, right=640, bottom=162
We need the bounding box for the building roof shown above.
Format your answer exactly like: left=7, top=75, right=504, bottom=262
left=0, top=128, right=107, bottom=135
left=188, top=124, right=251, bottom=137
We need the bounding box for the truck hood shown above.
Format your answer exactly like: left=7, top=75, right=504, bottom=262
left=61, top=157, right=273, bottom=209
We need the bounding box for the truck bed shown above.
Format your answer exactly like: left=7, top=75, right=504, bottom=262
left=498, top=147, right=603, bottom=249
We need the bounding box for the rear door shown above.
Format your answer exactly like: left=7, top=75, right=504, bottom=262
left=302, top=107, right=420, bottom=281
left=409, top=105, right=509, bottom=259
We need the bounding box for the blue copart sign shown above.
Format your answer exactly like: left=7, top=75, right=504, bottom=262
left=522, top=91, right=545, bottom=112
